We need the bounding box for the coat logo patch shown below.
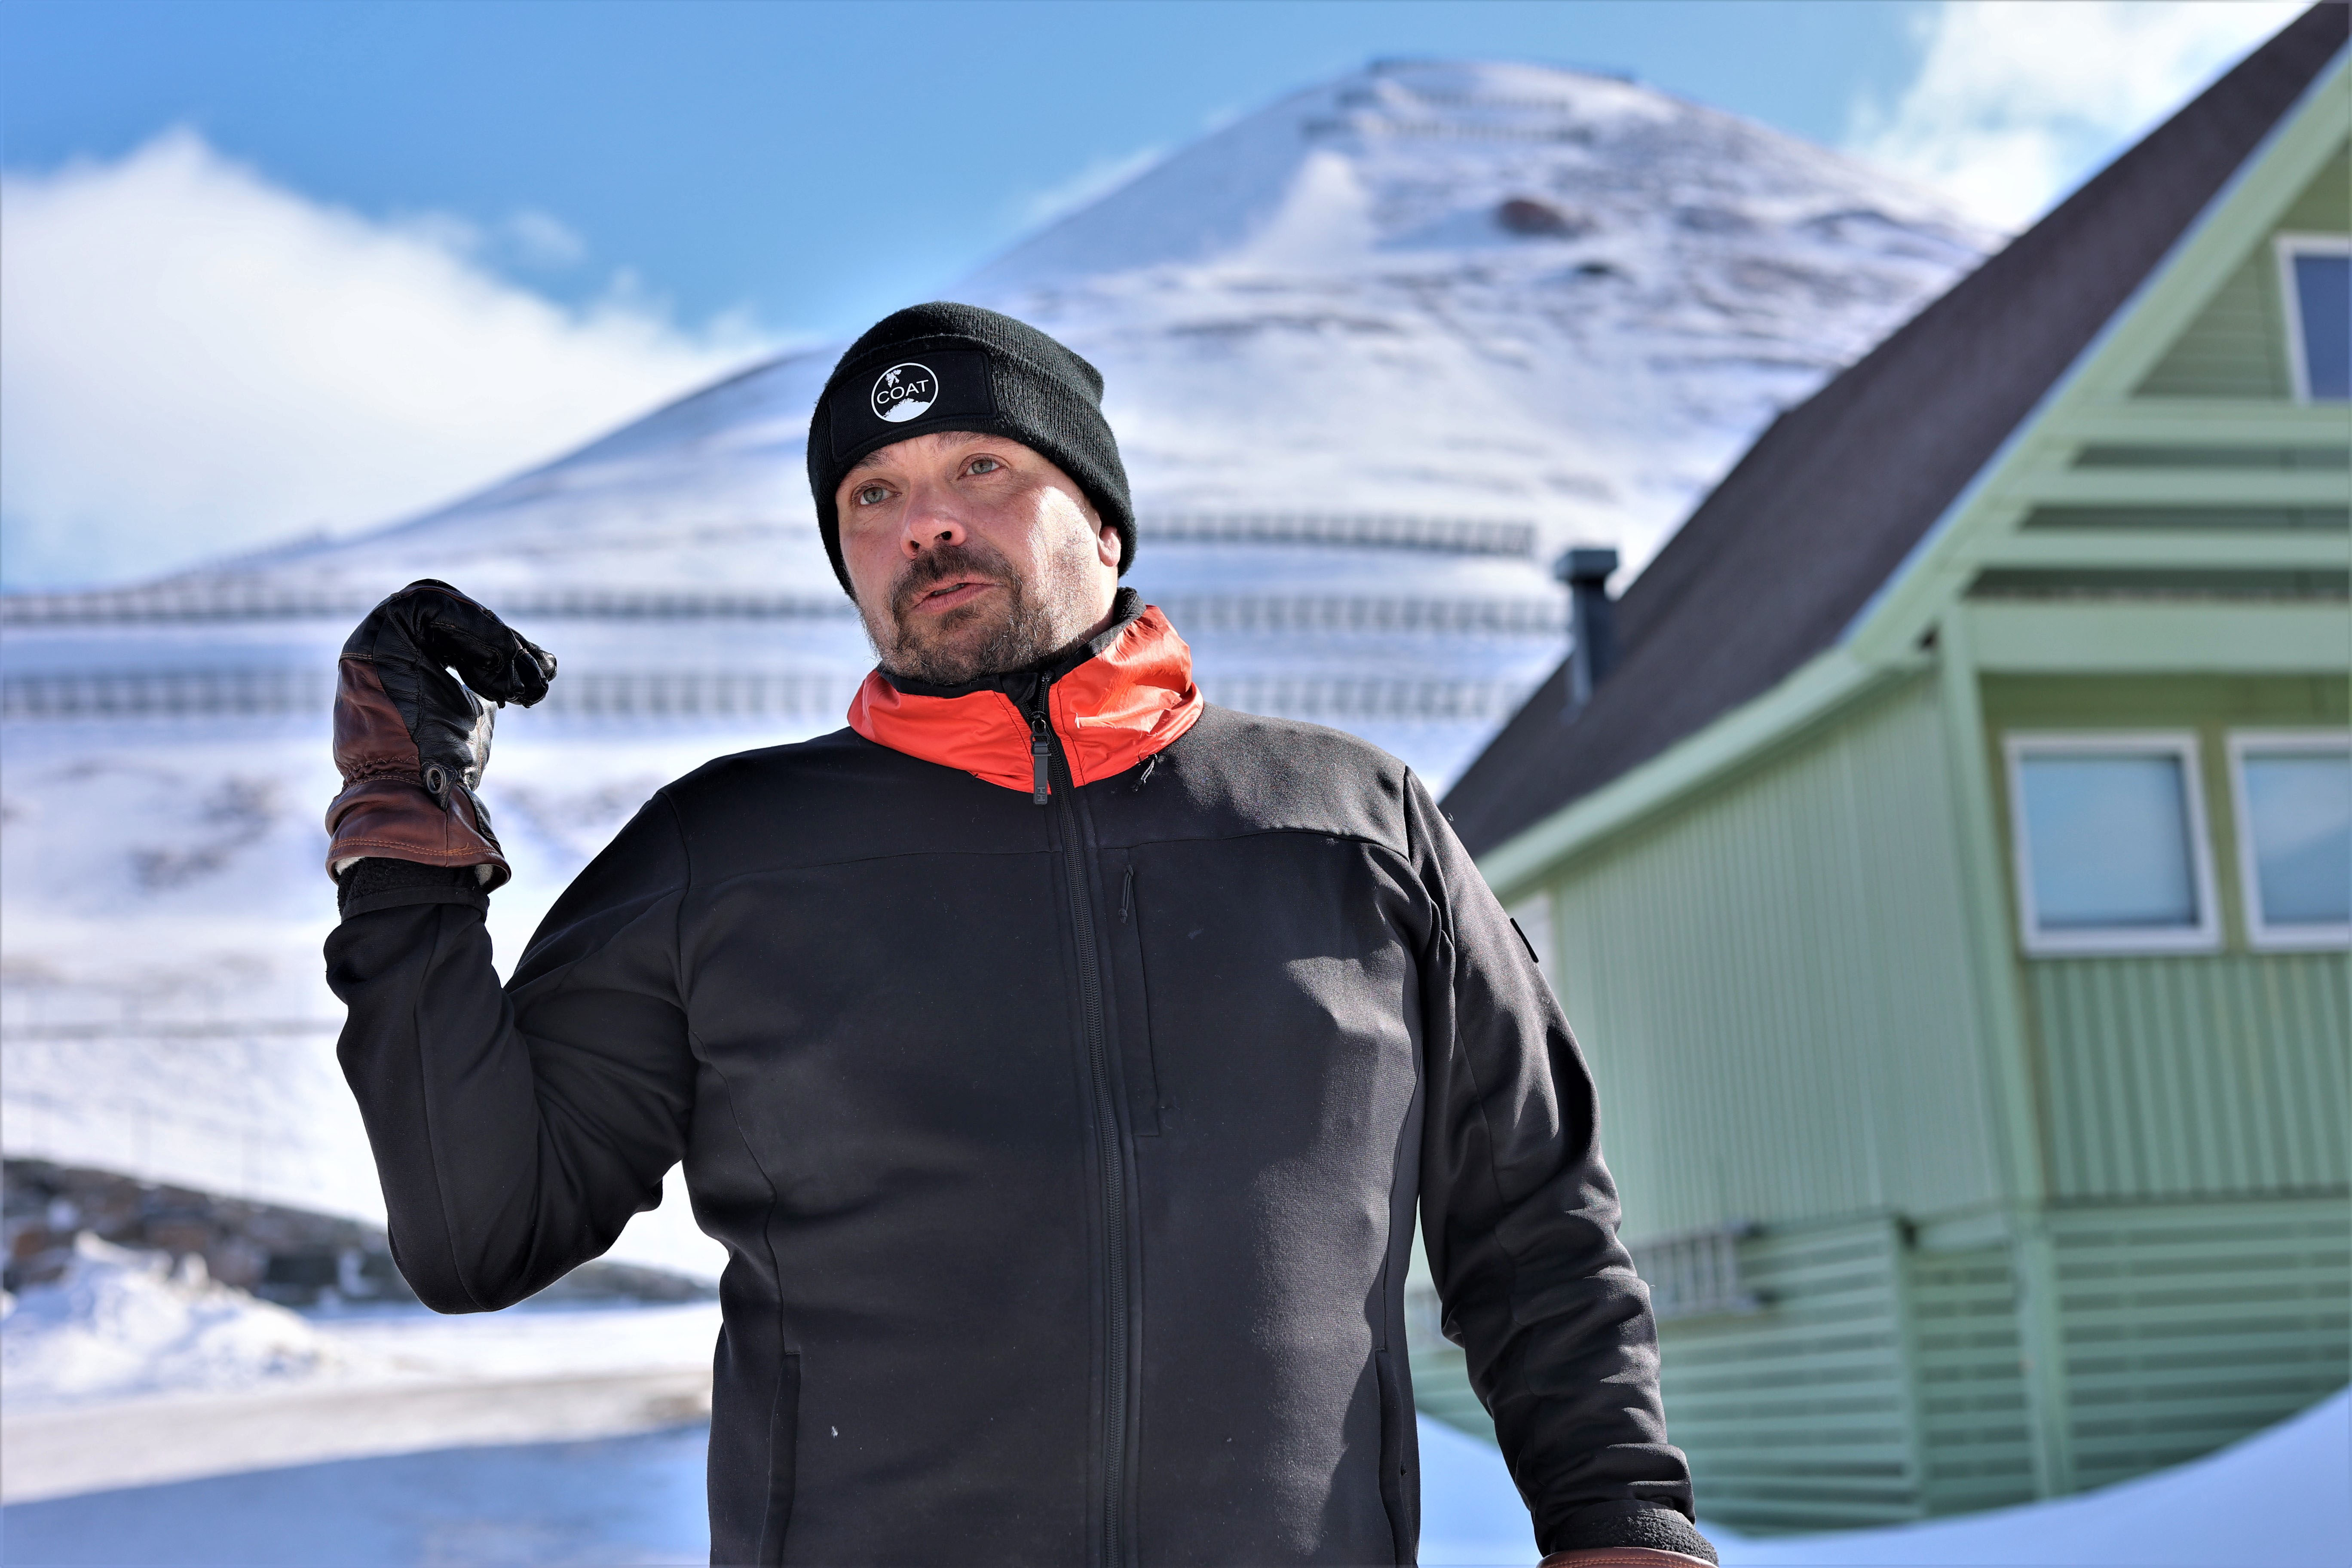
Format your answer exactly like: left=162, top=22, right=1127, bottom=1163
left=870, top=363, right=939, bottom=423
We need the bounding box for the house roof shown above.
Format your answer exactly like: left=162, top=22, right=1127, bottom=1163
left=1442, top=3, right=2349, bottom=860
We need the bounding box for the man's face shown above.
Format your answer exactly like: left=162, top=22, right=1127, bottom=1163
left=837, top=431, right=1121, bottom=685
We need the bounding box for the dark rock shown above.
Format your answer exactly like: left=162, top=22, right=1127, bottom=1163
left=1496, top=197, right=1589, bottom=238
left=3, top=1159, right=714, bottom=1306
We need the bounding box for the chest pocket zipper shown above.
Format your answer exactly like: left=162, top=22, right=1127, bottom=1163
left=1107, top=858, right=1165, bottom=1138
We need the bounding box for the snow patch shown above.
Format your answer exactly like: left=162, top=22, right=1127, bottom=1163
left=1, top=1234, right=361, bottom=1411
left=1708, top=1387, right=2351, bottom=1567
left=1, top=1232, right=723, bottom=1423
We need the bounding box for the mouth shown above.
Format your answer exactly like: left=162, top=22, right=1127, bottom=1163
left=907, top=576, right=996, bottom=615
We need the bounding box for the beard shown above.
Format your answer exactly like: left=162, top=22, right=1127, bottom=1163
left=860, top=530, right=1103, bottom=686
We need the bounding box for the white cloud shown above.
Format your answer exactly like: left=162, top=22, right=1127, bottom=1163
left=0, top=130, right=769, bottom=590
left=502, top=208, right=589, bottom=270
left=1850, top=1, right=2306, bottom=230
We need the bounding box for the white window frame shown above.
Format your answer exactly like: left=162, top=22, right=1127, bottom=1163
left=2226, top=729, right=2352, bottom=951
left=2004, top=732, right=2221, bottom=956
left=2273, top=233, right=2352, bottom=404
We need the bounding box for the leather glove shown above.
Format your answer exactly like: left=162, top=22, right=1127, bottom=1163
left=1539, top=1551, right=1716, bottom=1567
left=324, top=579, right=555, bottom=888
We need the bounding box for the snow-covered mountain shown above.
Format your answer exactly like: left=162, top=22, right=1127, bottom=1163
left=5, top=58, right=1993, bottom=768
left=981, top=60, right=1990, bottom=550
left=0, top=59, right=1995, bottom=1270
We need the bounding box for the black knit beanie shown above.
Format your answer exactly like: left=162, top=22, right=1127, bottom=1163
left=806, top=302, right=1134, bottom=595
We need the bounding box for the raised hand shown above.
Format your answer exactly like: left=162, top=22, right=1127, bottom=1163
left=325, top=580, right=557, bottom=888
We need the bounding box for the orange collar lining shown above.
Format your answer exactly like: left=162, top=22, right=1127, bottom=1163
left=846, top=606, right=1204, bottom=793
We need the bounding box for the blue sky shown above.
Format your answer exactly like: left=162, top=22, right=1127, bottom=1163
left=4, top=0, right=1935, bottom=339
left=0, top=1, right=2303, bottom=588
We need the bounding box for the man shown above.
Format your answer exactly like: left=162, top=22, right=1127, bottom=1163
left=323, top=303, right=1716, bottom=1568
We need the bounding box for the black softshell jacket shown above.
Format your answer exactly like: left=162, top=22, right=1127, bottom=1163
left=326, top=699, right=1701, bottom=1566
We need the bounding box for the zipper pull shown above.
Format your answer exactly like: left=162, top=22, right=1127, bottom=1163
left=1029, top=710, right=1051, bottom=805
left=1121, top=865, right=1134, bottom=924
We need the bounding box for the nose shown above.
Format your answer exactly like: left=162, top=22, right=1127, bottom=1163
left=899, top=482, right=967, bottom=558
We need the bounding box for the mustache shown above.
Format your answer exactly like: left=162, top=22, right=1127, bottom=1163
left=890, top=543, right=1012, bottom=617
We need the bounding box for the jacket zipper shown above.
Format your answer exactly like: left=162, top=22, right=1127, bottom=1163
left=1033, top=692, right=1132, bottom=1568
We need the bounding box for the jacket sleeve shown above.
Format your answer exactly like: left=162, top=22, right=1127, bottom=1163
left=323, top=792, right=697, bottom=1313
left=1405, top=775, right=1716, bottom=1563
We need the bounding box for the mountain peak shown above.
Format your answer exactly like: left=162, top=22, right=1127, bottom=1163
left=966, top=57, right=1978, bottom=300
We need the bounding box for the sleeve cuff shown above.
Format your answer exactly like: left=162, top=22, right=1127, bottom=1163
left=1540, top=1505, right=1718, bottom=1565
left=336, top=858, right=490, bottom=918
left=338, top=883, right=492, bottom=919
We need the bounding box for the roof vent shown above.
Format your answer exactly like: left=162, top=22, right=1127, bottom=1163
left=1553, top=546, right=1619, bottom=718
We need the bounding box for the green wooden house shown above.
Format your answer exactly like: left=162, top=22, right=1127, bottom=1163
left=1430, top=8, right=2350, bottom=1532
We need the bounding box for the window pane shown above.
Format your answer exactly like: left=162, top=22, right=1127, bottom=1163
left=2294, top=253, right=2350, bottom=401
left=2018, top=753, right=2199, bottom=931
left=2243, top=748, right=2352, bottom=928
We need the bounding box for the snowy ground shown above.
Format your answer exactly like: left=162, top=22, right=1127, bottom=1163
left=0, top=1238, right=718, bottom=1506
left=1706, top=1391, right=2351, bottom=1567
left=1, top=1235, right=720, bottom=1415
left=3, top=1243, right=2345, bottom=1565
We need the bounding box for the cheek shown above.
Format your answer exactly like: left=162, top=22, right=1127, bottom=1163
left=957, top=499, right=1038, bottom=567
left=1000, top=486, right=1098, bottom=567
left=838, top=516, right=902, bottom=595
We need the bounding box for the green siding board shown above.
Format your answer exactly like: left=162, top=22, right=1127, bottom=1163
left=2072, top=444, right=2351, bottom=469
left=1649, top=1197, right=2345, bottom=1529
left=2277, top=142, right=2352, bottom=230
left=1550, top=675, right=2001, bottom=1240
left=1908, top=1243, right=2036, bottom=1514
left=1416, top=1189, right=2342, bottom=1525
left=2048, top=1199, right=2351, bottom=1491
left=1659, top=1218, right=1923, bottom=1531
left=1976, top=671, right=2351, bottom=730
left=2016, top=504, right=2352, bottom=530
left=1979, top=673, right=2350, bottom=1203
left=2137, top=249, right=2293, bottom=397
left=1504, top=658, right=2347, bottom=1522
left=2137, top=145, right=2349, bottom=400
left=2027, top=957, right=2351, bottom=1200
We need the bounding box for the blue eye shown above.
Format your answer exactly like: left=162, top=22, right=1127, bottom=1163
left=968, top=456, right=1000, bottom=475
left=856, top=485, right=889, bottom=505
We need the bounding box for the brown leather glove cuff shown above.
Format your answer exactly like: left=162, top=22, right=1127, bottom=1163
left=1540, top=1550, right=1717, bottom=1568
left=324, top=776, right=510, bottom=888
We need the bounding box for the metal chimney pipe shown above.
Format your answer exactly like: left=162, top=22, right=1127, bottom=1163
left=1553, top=546, right=1619, bottom=717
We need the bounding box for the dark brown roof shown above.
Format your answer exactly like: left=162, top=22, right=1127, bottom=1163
left=1443, top=3, right=2348, bottom=858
